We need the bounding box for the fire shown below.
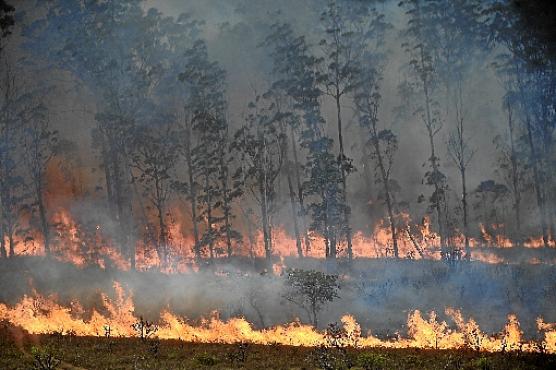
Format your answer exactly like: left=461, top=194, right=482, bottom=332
left=7, top=205, right=556, bottom=271
left=0, top=283, right=554, bottom=353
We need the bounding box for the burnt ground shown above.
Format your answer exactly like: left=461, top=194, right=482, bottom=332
left=0, top=322, right=555, bottom=370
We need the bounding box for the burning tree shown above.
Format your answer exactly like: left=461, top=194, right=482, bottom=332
left=179, top=40, right=242, bottom=262
left=130, top=121, right=179, bottom=269
left=264, top=23, right=347, bottom=261
left=318, top=0, right=374, bottom=261
left=400, top=0, right=449, bottom=259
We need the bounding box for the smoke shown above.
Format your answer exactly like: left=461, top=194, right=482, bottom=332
left=1, top=256, right=555, bottom=337
left=5, top=0, right=548, bottom=242
left=1, top=0, right=555, bottom=344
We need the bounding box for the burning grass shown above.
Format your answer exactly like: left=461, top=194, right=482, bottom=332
left=1, top=257, right=556, bottom=357
left=0, top=323, right=554, bottom=370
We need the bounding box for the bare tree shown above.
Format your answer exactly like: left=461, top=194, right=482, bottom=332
left=447, top=80, right=475, bottom=259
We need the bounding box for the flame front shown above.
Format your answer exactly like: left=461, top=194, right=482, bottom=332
left=0, top=283, right=554, bottom=353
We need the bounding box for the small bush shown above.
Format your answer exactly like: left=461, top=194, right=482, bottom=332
left=356, top=352, right=387, bottom=370
left=472, top=356, right=491, bottom=370
left=31, top=346, right=61, bottom=370
left=194, top=352, right=219, bottom=366
left=227, top=341, right=249, bottom=364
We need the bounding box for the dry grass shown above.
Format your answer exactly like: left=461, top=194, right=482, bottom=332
left=1, top=323, right=554, bottom=370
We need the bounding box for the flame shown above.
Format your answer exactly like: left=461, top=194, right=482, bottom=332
left=8, top=205, right=556, bottom=271
left=0, top=283, right=554, bottom=353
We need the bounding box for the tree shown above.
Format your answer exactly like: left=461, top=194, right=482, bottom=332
left=0, top=2, right=19, bottom=258
left=264, top=22, right=345, bottom=261
left=0, top=1, right=14, bottom=53
left=489, top=1, right=555, bottom=248
left=216, top=116, right=243, bottom=259
left=355, top=67, right=401, bottom=258
left=179, top=40, right=238, bottom=261
left=491, top=56, right=528, bottom=246
left=130, top=120, right=178, bottom=269
left=261, top=23, right=312, bottom=256
left=283, top=268, right=340, bottom=327
left=154, top=13, right=204, bottom=262
left=401, top=0, right=448, bottom=258
left=472, top=180, right=509, bottom=245
left=447, top=80, right=475, bottom=260
left=232, top=94, right=284, bottom=263
left=352, top=9, right=396, bottom=258
left=27, top=0, right=173, bottom=266
left=0, top=63, right=26, bottom=258
left=318, top=0, right=371, bottom=261
left=22, top=101, right=58, bottom=256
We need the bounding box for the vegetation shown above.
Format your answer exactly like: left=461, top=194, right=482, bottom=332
left=0, top=325, right=554, bottom=370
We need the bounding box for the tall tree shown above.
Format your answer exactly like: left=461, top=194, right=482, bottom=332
left=401, top=0, right=448, bottom=258
left=264, top=23, right=345, bottom=261
left=489, top=1, right=555, bottom=247
left=179, top=40, right=238, bottom=261
left=233, top=94, right=284, bottom=263
left=447, top=80, right=475, bottom=259
left=318, top=0, right=371, bottom=260
left=22, top=101, right=57, bottom=256
left=355, top=65, right=401, bottom=258
left=130, top=120, right=178, bottom=269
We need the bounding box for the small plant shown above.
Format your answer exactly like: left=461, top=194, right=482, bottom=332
left=227, top=341, right=249, bottom=364
left=307, top=344, right=337, bottom=370
left=31, top=346, right=61, bottom=370
left=472, top=356, right=491, bottom=370
left=194, top=352, right=219, bottom=366
left=147, top=338, right=161, bottom=358
left=356, top=352, right=387, bottom=370
left=104, top=324, right=111, bottom=338
left=283, top=268, right=340, bottom=327
left=132, top=316, right=158, bottom=340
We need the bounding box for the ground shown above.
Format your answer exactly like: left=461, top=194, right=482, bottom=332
left=1, top=324, right=555, bottom=370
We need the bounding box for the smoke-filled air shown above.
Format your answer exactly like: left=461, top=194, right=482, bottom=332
left=1, top=1, right=556, bottom=369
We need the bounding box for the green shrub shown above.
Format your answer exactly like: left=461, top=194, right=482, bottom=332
left=472, top=356, right=491, bottom=370
left=194, top=352, right=219, bottom=366
left=31, top=346, right=61, bottom=370
left=356, top=352, right=387, bottom=370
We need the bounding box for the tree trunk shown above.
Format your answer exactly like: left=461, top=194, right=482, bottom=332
left=205, top=172, right=215, bottom=262
left=37, top=186, right=50, bottom=256
left=101, top=135, right=115, bottom=218
left=335, top=93, right=353, bottom=261
left=370, top=122, right=399, bottom=258
left=218, top=144, right=233, bottom=259
left=8, top=233, right=14, bottom=258
left=525, top=116, right=550, bottom=248
left=184, top=121, right=201, bottom=261
left=423, top=91, right=446, bottom=257
left=290, top=128, right=311, bottom=253
left=287, top=166, right=303, bottom=258
left=280, top=121, right=303, bottom=258
left=507, top=105, right=522, bottom=246
left=259, top=175, right=272, bottom=265
left=461, top=167, right=470, bottom=259
left=0, top=221, right=6, bottom=259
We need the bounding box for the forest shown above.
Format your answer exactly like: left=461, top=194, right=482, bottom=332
left=0, top=0, right=554, bottom=268
left=0, top=0, right=556, bottom=369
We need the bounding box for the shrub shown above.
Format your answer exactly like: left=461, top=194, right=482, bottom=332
left=31, top=346, right=61, bottom=370
left=472, top=356, right=491, bottom=370
left=194, top=352, right=219, bottom=366
left=356, top=352, right=387, bottom=370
